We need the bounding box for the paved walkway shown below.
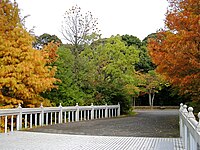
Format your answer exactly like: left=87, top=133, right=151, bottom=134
left=0, top=109, right=184, bottom=150
left=27, top=109, right=180, bottom=137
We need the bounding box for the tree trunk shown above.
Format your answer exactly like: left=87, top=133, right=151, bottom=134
left=149, top=90, right=155, bottom=109
left=133, top=97, right=136, bottom=109
left=151, top=92, right=155, bottom=108
left=148, top=93, right=152, bottom=107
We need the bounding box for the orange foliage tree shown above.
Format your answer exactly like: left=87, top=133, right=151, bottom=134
left=0, top=0, right=58, bottom=108
left=148, top=0, right=200, bottom=101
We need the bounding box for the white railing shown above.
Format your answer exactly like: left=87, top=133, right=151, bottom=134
left=179, top=103, right=200, bottom=150
left=0, top=103, right=120, bottom=133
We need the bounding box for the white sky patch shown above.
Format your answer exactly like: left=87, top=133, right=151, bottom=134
left=16, top=0, right=168, bottom=43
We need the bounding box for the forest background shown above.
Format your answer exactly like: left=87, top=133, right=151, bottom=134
left=0, top=0, right=199, bottom=113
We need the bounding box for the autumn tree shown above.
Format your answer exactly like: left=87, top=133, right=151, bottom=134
left=0, top=0, right=58, bottom=108
left=61, top=5, right=100, bottom=54
left=148, top=0, right=200, bottom=101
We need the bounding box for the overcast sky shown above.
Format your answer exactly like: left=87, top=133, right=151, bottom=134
left=16, top=0, right=169, bottom=43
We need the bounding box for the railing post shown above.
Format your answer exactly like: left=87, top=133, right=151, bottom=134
left=59, top=103, right=63, bottom=123
left=179, top=103, right=183, bottom=112
left=197, top=112, right=200, bottom=132
left=30, top=114, right=32, bottom=128
left=75, top=103, right=79, bottom=122
left=17, top=103, right=22, bottom=130
left=39, top=103, right=44, bottom=126
left=91, top=103, right=94, bottom=120
left=187, top=107, right=197, bottom=150
left=105, top=103, right=108, bottom=118
left=197, top=112, right=200, bottom=149
left=182, top=105, right=188, bottom=115
left=11, top=115, right=13, bottom=132
left=0, top=116, right=1, bottom=132
left=4, top=116, right=7, bottom=133
left=117, top=102, right=120, bottom=117
left=182, top=105, right=188, bottom=149
left=179, top=103, right=183, bottom=138
left=68, top=111, right=71, bottom=122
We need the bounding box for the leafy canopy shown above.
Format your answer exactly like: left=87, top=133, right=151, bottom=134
left=41, top=46, right=95, bottom=106
left=121, top=34, right=155, bottom=72
left=81, top=35, right=140, bottom=112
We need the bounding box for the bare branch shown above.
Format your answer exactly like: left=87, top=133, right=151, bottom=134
left=61, top=5, right=100, bottom=53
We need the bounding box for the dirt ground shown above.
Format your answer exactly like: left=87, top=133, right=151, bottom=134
left=26, top=109, right=180, bottom=138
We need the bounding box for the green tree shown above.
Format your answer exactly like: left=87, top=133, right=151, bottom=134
left=81, top=35, right=140, bottom=113
left=41, top=45, right=95, bottom=106
left=83, top=35, right=139, bottom=85
left=33, top=33, right=62, bottom=49
left=122, top=34, right=142, bottom=48
left=142, top=33, right=157, bottom=45
left=121, top=34, right=155, bottom=72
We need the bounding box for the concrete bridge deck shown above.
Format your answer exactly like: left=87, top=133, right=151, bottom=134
left=0, top=110, right=184, bottom=150
left=0, top=131, right=183, bottom=150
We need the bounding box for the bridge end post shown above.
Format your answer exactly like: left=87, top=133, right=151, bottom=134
left=59, top=103, right=63, bottom=123
left=91, top=103, right=94, bottom=120
left=40, top=103, right=44, bottom=126
left=75, top=103, right=79, bottom=122
left=17, top=103, right=22, bottom=130
left=105, top=104, right=108, bottom=118
left=179, top=103, right=183, bottom=138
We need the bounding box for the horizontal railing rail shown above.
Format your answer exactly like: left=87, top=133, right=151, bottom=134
left=179, top=103, right=200, bottom=150
left=0, top=103, right=120, bottom=133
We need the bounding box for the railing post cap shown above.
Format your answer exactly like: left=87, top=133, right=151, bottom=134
left=188, top=107, right=193, bottom=112
left=91, top=103, right=93, bottom=106
left=182, top=104, right=188, bottom=114
left=179, top=103, right=183, bottom=111
left=40, top=103, right=43, bottom=108
left=59, top=103, right=62, bottom=107
left=76, top=103, right=78, bottom=106
left=18, top=103, right=22, bottom=108
left=187, top=107, right=195, bottom=119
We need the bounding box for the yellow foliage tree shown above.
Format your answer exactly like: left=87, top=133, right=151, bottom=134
left=0, top=0, right=58, bottom=108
